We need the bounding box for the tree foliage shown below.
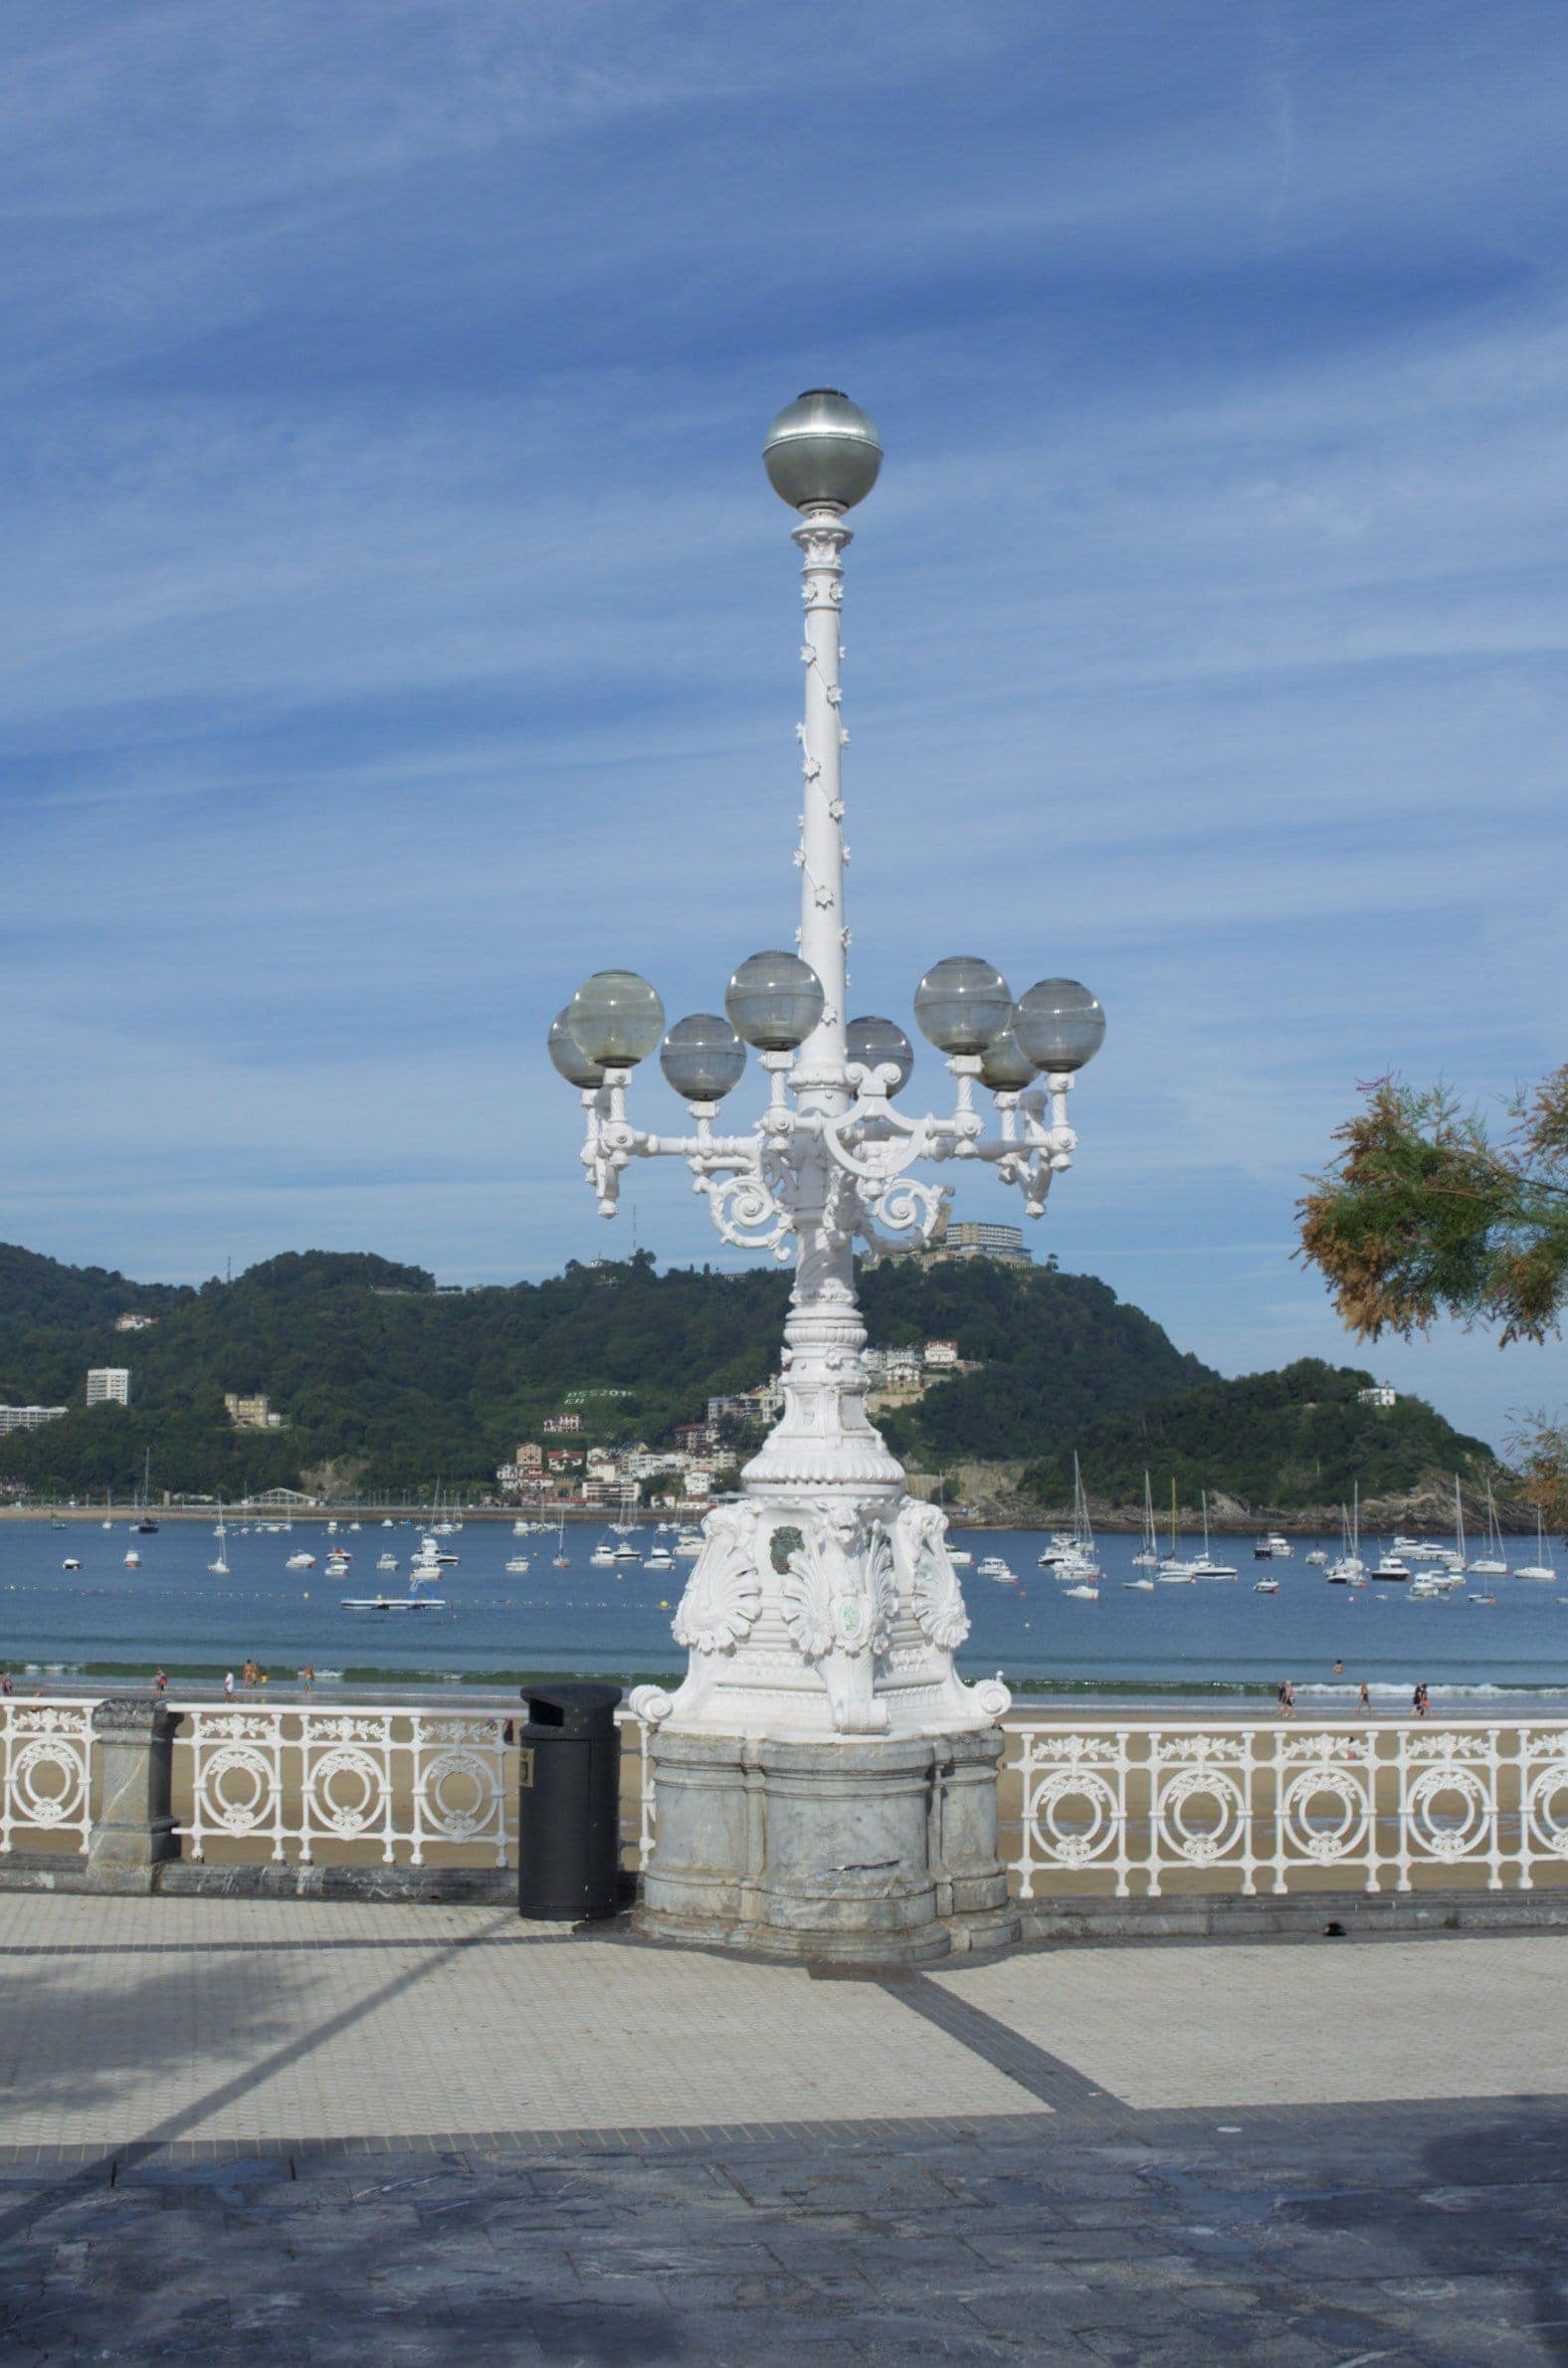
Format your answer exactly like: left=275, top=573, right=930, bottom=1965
left=1297, top=1068, right=1568, bottom=1346
left=0, top=1242, right=1205, bottom=1498
left=1019, top=1359, right=1498, bottom=1513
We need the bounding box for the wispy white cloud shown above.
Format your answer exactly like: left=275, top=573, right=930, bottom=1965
left=3, top=0, right=1565, bottom=1447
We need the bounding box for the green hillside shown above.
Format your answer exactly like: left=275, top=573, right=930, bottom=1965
left=1019, top=1358, right=1498, bottom=1512
left=0, top=1243, right=1208, bottom=1499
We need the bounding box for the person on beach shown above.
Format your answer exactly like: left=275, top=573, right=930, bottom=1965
left=153, top=1668, right=167, bottom=1696
left=300, top=1664, right=315, bottom=1698
left=224, top=1670, right=236, bottom=1699
left=1412, top=1680, right=1429, bottom=1718
left=1358, top=1678, right=1372, bottom=1715
left=0, top=1672, right=11, bottom=1697
left=1332, top=1660, right=1343, bottom=1677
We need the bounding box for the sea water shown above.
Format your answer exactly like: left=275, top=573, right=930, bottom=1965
left=2, top=1517, right=1564, bottom=1715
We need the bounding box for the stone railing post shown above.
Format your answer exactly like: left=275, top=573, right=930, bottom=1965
left=88, top=1697, right=178, bottom=1892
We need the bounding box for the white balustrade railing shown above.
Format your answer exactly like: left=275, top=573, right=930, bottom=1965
left=1006, top=1718, right=1568, bottom=1899
left=170, top=1699, right=654, bottom=1871
left=0, top=1696, right=98, bottom=1856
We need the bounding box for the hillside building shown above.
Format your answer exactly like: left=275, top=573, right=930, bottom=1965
left=224, top=1392, right=282, bottom=1430
left=86, top=1368, right=130, bottom=1407
left=0, top=1405, right=69, bottom=1436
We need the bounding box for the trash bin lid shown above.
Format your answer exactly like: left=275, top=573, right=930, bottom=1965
left=521, top=1680, right=623, bottom=1733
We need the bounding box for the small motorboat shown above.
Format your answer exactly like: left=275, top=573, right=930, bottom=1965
left=1253, top=1576, right=1279, bottom=1594
left=377, top=1553, right=398, bottom=1572
left=123, top=1550, right=140, bottom=1568
left=287, top=1552, right=316, bottom=1570
left=977, top=1556, right=1015, bottom=1584
left=62, top=1557, right=82, bottom=1572
left=505, top=1555, right=531, bottom=1573
left=1122, top=1577, right=1155, bottom=1592
left=1062, top=1582, right=1098, bottom=1600
left=1371, top=1556, right=1413, bottom=1583
left=341, top=1593, right=448, bottom=1613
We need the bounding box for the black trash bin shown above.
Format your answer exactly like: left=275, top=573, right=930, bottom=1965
left=515, top=1681, right=624, bottom=1920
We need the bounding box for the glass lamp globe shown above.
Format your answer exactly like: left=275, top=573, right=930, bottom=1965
left=912, top=957, right=1013, bottom=1057
left=978, top=1014, right=1037, bottom=1092
left=548, top=1006, right=607, bottom=1089
left=763, top=390, right=882, bottom=511
left=1013, top=978, right=1106, bottom=1073
left=845, top=1015, right=913, bottom=1095
left=660, top=1013, right=747, bottom=1103
left=724, top=950, right=825, bottom=1051
left=565, top=970, right=666, bottom=1070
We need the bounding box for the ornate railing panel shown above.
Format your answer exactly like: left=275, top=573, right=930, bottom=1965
left=1006, top=1719, right=1568, bottom=1900
left=170, top=1700, right=655, bottom=1871
left=0, top=1696, right=98, bottom=1856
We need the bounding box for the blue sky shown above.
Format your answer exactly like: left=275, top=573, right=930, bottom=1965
left=3, top=0, right=1564, bottom=1447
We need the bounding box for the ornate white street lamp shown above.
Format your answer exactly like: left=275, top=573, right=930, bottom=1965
left=551, top=390, right=1104, bottom=1962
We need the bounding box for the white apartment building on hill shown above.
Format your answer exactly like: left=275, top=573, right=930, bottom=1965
left=86, top=1368, right=131, bottom=1407
left=0, top=1405, right=69, bottom=1435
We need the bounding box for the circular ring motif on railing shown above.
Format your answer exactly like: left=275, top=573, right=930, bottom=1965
left=1027, top=1770, right=1119, bottom=1868
left=200, top=1742, right=275, bottom=1835
left=9, top=1738, right=87, bottom=1829
left=421, top=1747, right=496, bottom=1843
left=1406, top=1764, right=1489, bottom=1862
left=1280, top=1768, right=1370, bottom=1866
left=1524, top=1760, right=1568, bottom=1860
left=305, top=1745, right=389, bottom=1839
left=1156, top=1768, right=1246, bottom=1867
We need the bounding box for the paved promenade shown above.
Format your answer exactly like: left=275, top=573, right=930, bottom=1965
left=1, top=1898, right=1565, bottom=2361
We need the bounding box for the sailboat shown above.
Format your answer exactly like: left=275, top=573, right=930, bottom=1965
left=1516, top=1506, right=1559, bottom=1583
left=134, top=1449, right=159, bottom=1534
left=1325, top=1486, right=1365, bottom=1585
left=1157, top=1479, right=1197, bottom=1582
left=610, top=1484, right=642, bottom=1562
left=1056, top=1455, right=1100, bottom=1581
left=1131, top=1472, right=1159, bottom=1567
left=207, top=1502, right=230, bottom=1576
left=553, top=1507, right=569, bottom=1569
left=1190, top=1491, right=1238, bottom=1578
left=1468, top=1479, right=1510, bottom=1577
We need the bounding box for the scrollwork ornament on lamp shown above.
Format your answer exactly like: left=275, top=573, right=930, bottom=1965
left=553, top=390, right=1104, bottom=1756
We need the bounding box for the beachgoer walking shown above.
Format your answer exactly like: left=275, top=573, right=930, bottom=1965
left=1358, top=1678, right=1371, bottom=1715
left=300, top=1664, right=315, bottom=1698
left=0, top=1672, right=11, bottom=1697
left=153, top=1668, right=167, bottom=1696
left=1275, top=1679, right=1288, bottom=1717
left=224, top=1670, right=236, bottom=1700
left=1283, top=1679, right=1296, bottom=1717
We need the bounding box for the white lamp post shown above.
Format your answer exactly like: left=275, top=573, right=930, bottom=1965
left=553, top=392, right=1104, bottom=1962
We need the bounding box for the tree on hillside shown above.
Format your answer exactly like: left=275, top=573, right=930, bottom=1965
left=1297, top=1066, right=1568, bottom=1523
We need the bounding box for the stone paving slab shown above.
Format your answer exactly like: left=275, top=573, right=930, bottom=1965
left=2, top=1897, right=1567, bottom=2360
left=930, top=1934, right=1568, bottom=2108
left=0, top=1895, right=1036, bottom=2147
left=1, top=2105, right=1565, bottom=2363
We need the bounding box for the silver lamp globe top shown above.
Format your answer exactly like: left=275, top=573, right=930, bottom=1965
left=763, top=389, right=882, bottom=511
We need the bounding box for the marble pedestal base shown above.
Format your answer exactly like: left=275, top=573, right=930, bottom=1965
left=636, top=1726, right=1020, bottom=1967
